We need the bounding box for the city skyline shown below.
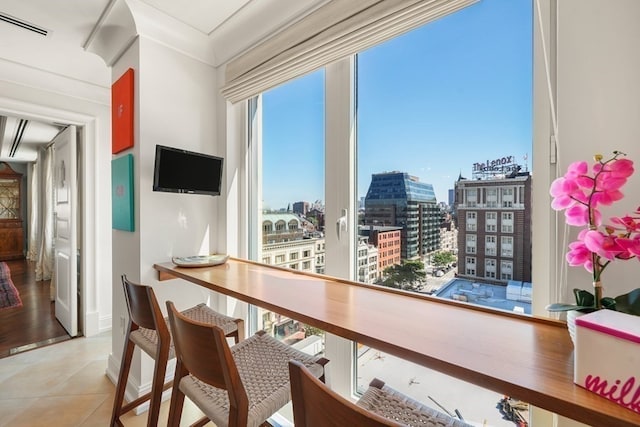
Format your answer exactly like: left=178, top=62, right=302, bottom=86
left=262, top=0, right=532, bottom=211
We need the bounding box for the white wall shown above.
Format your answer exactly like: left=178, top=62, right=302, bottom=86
left=532, top=3, right=640, bottom=423
left=108, top=34, right=221, bottom=399
left=556, top=0, right=640, bottom=302
left=109, top=38, right=143, bottom=388
left=136, top=36, right=220, bottom=308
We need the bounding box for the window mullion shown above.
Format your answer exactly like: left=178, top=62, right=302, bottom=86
left=247, top=96, right=262, bottom=334
left=323, top=56, right=357, bottom=398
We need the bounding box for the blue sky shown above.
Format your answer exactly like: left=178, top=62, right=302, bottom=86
left=262, top=0, right=532, bottom=210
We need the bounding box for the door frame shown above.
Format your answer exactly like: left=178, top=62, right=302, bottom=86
left=0, top=95, right=107, bottom=337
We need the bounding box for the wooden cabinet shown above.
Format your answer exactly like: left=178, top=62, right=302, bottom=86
left=0, top=163, right=23, bottom=260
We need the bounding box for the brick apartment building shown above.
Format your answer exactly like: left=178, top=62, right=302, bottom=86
left=359, top=225, right=402, bottom=275
left=455, top=166, right=532, bottom=283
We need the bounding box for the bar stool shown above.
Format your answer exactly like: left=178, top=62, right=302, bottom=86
left=110, top=275, right=244, bottom=427
left=289, top=360, right=473, bottom=427
left=165, top=300, right=329, bottom=427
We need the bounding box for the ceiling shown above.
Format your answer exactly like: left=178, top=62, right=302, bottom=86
left=0, top=116, right=64, bottom=162
left=0, top=0, right=325, bottom=162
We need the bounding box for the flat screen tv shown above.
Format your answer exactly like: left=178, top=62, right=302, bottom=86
left=153, top=145, right=223, bottom=196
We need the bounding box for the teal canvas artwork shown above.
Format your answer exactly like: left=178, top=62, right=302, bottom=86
left=112, top=154, right=134, bottom=231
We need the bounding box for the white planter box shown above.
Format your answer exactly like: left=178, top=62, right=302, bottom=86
left=574, top=309, right=640, bottom=414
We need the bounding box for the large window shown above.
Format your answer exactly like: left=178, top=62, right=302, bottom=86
left=353, top=0, right=532, bottom=422
left=250, top=0, right=534, bottom=423
left=254, top=69, right=327, bottom=354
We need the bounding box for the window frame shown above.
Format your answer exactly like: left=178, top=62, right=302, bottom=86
left=501, top=236, right=514, bottom=258
left=501, top=260, right=514, bottom=280
left=485, top=258, right=497, bottom=279
left=485, top=235, right=497, bottom=256
left=238, top=0, right=555, bottom=406
left=466, top=211, right=477, bottom=231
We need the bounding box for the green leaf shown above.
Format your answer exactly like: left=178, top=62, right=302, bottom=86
left=601, top=297, right=617, bottom=311
left=546, top=303, right=579, bottom=311
left=545, top=303, right=594, bottom=312
left=573, top=288, right=595, bottom=307
left=613, top=288, right=640, bottom=316
left=547, top=288, right=640, bottom=316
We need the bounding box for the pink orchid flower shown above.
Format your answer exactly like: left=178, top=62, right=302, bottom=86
left=610, top=215, right=640, bottom=233
left=566, top=240, right=593, bottom=272
left=565, top=161, right=588, bottom=179
left=564, top=204, right=601, bottom=227
left=582, top=229, right=625, bottom=261
left=594, top=158, right=634, bottom=178
left=591, top=189, right=624, bottom=207
left=616, top=236, right=640, bottom=258
left=551, top=152, right=637, bottom=309
left=549, top=177, right=579, bottom=210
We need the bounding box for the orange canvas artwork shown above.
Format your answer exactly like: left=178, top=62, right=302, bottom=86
left=111, top=68, right=134, bottom=154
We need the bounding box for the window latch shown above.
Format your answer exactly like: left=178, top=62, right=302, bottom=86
left=336, top=208, right=348, bottom=240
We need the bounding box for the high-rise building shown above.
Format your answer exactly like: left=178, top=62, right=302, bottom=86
left=455, top=166, right=532, bottom=283
left=292, top=201, right=310, bottom=216
left=364, top=172, right=441, bottom=261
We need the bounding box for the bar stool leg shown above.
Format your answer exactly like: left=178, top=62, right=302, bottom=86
left=147, top=338, right=170, bottom=427
left=110, top=331, right=136, bottom=426
left=167, top=360, right=188, bottom=427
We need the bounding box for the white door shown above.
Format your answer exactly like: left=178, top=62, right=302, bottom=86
left=53, top=126, right=78, bottom=336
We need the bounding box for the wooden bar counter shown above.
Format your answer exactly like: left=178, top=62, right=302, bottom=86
left=154, top=258, right=640, bottom=427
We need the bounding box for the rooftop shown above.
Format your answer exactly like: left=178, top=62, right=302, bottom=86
left=435, top=279, right=532, bottom=314
left=359, top=225, right=403, bottom=233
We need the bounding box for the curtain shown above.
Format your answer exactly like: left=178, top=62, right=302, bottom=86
left=26, top=161, right=39, bottom=261
left=35, top=146, right=54, bottom=284
left=221, top=0, right=479, bottom=103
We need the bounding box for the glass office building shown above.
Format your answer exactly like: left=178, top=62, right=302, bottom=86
left=364, top=172, right=441, bottom=261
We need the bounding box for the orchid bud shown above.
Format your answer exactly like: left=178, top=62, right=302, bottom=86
left=594, top=154, right=603, bottom=162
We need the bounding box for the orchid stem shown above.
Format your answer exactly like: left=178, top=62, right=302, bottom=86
left=593, top=280, right=602, bottom=309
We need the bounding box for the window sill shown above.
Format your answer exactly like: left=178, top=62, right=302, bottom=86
left=154, top=258, right=640, bottom=427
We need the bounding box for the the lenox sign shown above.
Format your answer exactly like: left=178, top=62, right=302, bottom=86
left=473, top=156, right=519, bottom=173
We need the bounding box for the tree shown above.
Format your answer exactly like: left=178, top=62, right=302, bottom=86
left=306, top=215, right=318, bottom=227
left=432, top=251, right=456, bottom=268
left=381, top=260, right=426, bottom=292
left=304, top=324, right=324, bottom=337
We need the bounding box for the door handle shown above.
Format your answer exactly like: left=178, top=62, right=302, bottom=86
left=336, top=209, right=348, bottom=240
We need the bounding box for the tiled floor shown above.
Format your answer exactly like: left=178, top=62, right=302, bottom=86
left=0, top=331, right=209, bottom=426
left=0, top=330, right=514, bottom=426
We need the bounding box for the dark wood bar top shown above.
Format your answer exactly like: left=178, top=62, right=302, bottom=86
left=154, top=258, right=640, bottom=427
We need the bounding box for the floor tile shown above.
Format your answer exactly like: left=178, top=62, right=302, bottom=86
left=3, top=394, right=110, bottom=427
left=0, top=331, right=212, bottom=426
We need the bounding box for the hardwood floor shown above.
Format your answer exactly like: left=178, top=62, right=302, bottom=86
left=0, top=258, right=69, bottom=358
